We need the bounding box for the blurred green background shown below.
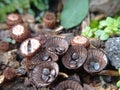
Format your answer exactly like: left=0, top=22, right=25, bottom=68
left=0, top=0, right=49, bottom=22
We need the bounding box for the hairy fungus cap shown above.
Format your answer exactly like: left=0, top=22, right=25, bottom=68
left=3, top=67, right=16, bottom=80
left=45, top=37, right=69, bottom=55
left=11, top=24, right=30, bottom=43
left=20, top=38, right=41, bottom=58
left=6, top=13, right=23, bottom=28
left=70, top=35, right=90, bottom=48
left=31, top=61, right=59, bottom=87
left=83, top=49, right=108, bottom=73
left=43, top=12, right=56, bottom=28
left=21, top=58, right=36, bottom=70
left=62, top=46, right=87, bottom=69
left=55, top=80, right=83, bottom=90
left=0, top=41, right=9, bottom=51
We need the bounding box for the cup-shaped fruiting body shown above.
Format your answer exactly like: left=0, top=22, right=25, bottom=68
left=55, top=80, right=83, bottom=90
left=0, top=41, right=9, bottom=51
left=83, top=49, right=108, bottom=73
left=20, top=38, right=41, bottom=58
left=21, top=58, right=36, bottom=70
left=43, top=12, right=56, bottom=28
left=6, top=13, right=23, bottom=28
left=31, top=61, right=59, bottom=87
left=34, top=24, right=45, bottom=34
left=22, top=14, right=35, bottom=23
left=34, top=34, right=47, bottom=45
left=3, top=67, right=16, bottom=80
left=70, top=35, right=90, bottom=48
left=62, top=46, right=87, bottom=69
left=45, top=37, right=69, bottom=55
left=89, top=38, right=104, bottom=48
left=31, top=49, right=58, bottom=63
left=11, top=24, right=30, bottom=43
left=83, top=84, right=95, bottom=90
left=21, top=50, right=58, bottom=70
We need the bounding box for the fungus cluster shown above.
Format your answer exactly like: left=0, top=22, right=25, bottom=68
left=6, top=13, right=30, bottom=43
left=1, top=13, right=109, bottom=89
left=19, top=34, right=108, bottom=88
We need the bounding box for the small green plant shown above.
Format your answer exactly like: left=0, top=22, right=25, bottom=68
left=0, top=0, right=49, bottom=22
left=82, top=17, right=120, bottom=40
left=116, top=68, right=120, bottom=90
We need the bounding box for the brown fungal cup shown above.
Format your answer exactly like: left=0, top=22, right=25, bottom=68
left=89, top=38, right=104, bottom=48
left=11, top=24, right=30, bottom=43
left=21, top=50, right=58, bottom=70
left=21, top=58, right=36, bottom=70
left=43, top=12, right=56, bottom=28
left=3, top=67, right=16, bottom=80
left=83, top=49, right=108, bottom=73
left=62, top=46, right=87, bottom=69
left=6, top=13, right=23, bottom=28
left=22, top=14, right=35, bottom=23
left=45, top=37, right=69, bottom=55
left=31, top=49, right=58, bottom=64
left=0, top=41, right=9, bottom=51
left=55, top=80, right=83, bottom=90
left=31, top=61, right=59, bottom=87
left=83, top=84, right=95, bottom=90
left=20, top=38, right=41, bottom=58
left=70, top=35, right=90, bottom=48
left=34, top=34, right=48, bottom=45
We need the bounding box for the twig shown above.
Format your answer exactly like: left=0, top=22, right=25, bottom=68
left=59, top=72, right=69, bottom=78
left=54, top=26, right=64, bottom=32
left=94, top=14, right=105, bottom=20
left=98, top=70, right=119, bottom=76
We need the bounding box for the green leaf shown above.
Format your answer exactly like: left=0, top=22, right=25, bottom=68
left=22, top=0, right=30, bottom=9
left=94, top=30, right=104, bottom=37
left=104, top=27, right=113, bottom=34
left=28, top=8, right=35, bottom=16
left=106, top=17, right=114, bottom=23
left=100, top=32, right=109, bottom=41
left=88, top=31, right=93, bottom=37
left=0, top=13, right=6, bottom=22
left=85, top=26, right=90, bottom=31
left=18, top=8, right=24, bottom=14
left=116, top=80, right=120, bottom=88
left=61, top=0, right=88, bottom=29
left=90, top=20, right=99, bottom=28
left=32, top=0, right=46, bottom=10
left=99, top=20, right=107, bottom=28
left=3, top=0, right=11, bottom=4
